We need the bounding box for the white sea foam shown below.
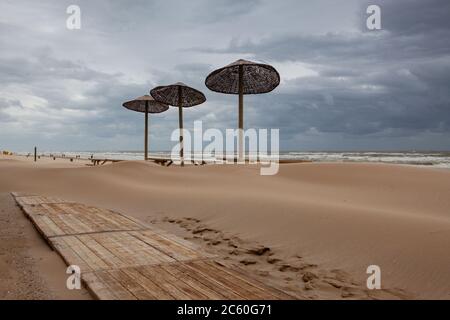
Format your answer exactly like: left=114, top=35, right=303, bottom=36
left=16, top=151, right=450, bottom=168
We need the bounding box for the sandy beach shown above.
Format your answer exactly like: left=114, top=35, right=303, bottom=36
left=0, top=154, right=449, bottom=299
left=0, top=190, right=91, bottom=299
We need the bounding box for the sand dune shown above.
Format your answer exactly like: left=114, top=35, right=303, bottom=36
left=0, top=155, right=449, bottom=299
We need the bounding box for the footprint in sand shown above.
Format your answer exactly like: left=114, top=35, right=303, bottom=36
left=246, top=246, right=271, bottom=256
left=229, top=249, right=243, bottom=255
left=192, top=227, right=217, bottom=235
left=240, top=259, right=257, bottom=265
left=159, top=215, right=381, bottom=299
left=209, top=240, right=221, bottom=245
left=278, top=265, right=300, bottom=272
left=302, top=271, right=318, bottom=282
left=267, top=257, right=281, bottom=264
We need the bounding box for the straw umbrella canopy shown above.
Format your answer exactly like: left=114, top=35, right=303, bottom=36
left=122, top=95, right=169, bottom=160
left=150, top=82, right=206, bottom=166
left=205, top=59, right=280, bottom=161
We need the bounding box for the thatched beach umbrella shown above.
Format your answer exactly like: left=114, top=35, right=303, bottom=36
left=150, top=82, right=206, bottom=166
left=122, top=95, right=169, bottom=160
left=205, top=59, right=280, bottom=161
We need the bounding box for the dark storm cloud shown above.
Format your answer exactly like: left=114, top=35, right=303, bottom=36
left=376, top=0, right=450, bottom=35
left=192, top=0, right=450, bottom=147
left=0, top=0, right=449, bottom=151
left=189, top=0, right=262, bottom=22
left=0, top=54, right=113, bottom=86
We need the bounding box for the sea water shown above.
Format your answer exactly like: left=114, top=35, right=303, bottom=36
left=15, top=151, right=450, bottom=169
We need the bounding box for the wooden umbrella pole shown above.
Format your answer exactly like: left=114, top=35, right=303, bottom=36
left=238, top=65, right=244, bottom=162
left=178, top=86, right=184, bottom=167
left=144, top=101, right=149, bottom=161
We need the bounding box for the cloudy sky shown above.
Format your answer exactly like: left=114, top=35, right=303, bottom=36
left=0, top=0, right=449, bottom=152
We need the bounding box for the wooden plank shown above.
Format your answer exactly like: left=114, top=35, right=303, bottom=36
left=95, top=270, right=137, bottom=300
left=172, top=262, right=246, bottom=299
left=34, top=215, right=65, bottom=238
left=57, top=212, right=91, bottom=234
left=77, top=234, right=119, bottom=269
left=47, top=214, right=78, bottom=235
left=103, top=262, right=294, bottom=300
left=135, top=265, right=193, bottom=300
left=129, top=230, right=211, bottom=261
left=46, top=203, right=145, bottom=232
left=102, top=232, right=175, bottom=266
left=90, top=207, right=144, bottom=230
left=41, top=203, right=67, bottom=215
left=18, top=204, right=41, bottom=217
left=105, top=232, right=154, bottom=266
left=90, top=232, right=138, bottom=268
left=213, top=260, right=298, bottom=299
left=148, top=228, right=210, bottom=251
left=60, top=236, right=96, bottom=271
left=205, top=260, right=283, bottom=299
left=74, top=235, right=111, bottom=271
left=12, top=193, right=294, bottom=300
left=57, top=203, right=80, bottom=215
left=121, top=267, right=174, bottom=300
left=153, top=265, right=209, bottom=299
left=60, top=234, right=119, bottom=271
left=16, top=196, right=66, bottom=206
left=82, top=272, right=118, bottom=300
left=11, top=191, right=36, bottom=197
left=107, top=269, right=156, bottom=300
left=162, top=263, right=229, bottom=300
left=204, top=260, right=296, bottom=299
left=77, top=206, right=115, bottom=231
left=91, top=232, right=139, bottom=268
left=182, top=261, right=252, bottom=299
left=51, top=232, right=178, bottom=271
left=63, top=236, right=109, bottom=272
left=115, top=211, right=151, bottom=229
left=51, top=237, right=91, bottom=272
left=23, top=208, right=146, bottom=238
left=13, top=194, right=148, bottom=237
left=184, top=260, right=280, bottom=300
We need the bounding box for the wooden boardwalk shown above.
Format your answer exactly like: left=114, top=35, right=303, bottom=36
left=12, top=192, right=294, bottom=300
